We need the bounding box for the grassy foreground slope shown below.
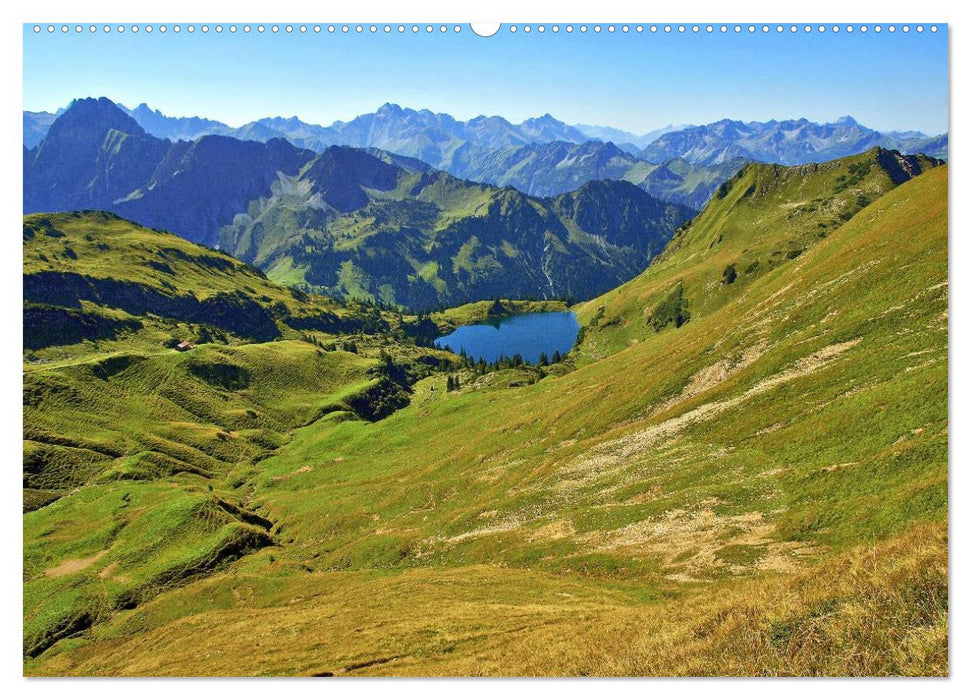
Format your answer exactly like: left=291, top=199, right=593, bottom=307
left=26, top=156, right=946, bottom=676
left=22, top=213, right=460, bottom=659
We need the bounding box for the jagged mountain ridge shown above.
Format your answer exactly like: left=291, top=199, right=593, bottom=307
left=24, top=98, right=316, bottom=248
left=448, top=139, right=749, bottom=210
left=24, top=98, right=695, bottom=311
left=573, top=122, right=694, bottom=152
left=25, top=101, right=946, bottom=167
left=219, top=146, right=695, bottom=310
left=24, top=100, right=947, bottom=209
left=642, top=116, right=948, bottom=165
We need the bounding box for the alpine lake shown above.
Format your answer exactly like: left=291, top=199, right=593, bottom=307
left=434, top=311, right=580, bottom=365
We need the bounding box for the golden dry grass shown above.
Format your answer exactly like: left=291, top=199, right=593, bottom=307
left=30, top=521, right=945, bottom=677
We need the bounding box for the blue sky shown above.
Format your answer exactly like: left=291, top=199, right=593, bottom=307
left=23, top=24, right=949, bottom=135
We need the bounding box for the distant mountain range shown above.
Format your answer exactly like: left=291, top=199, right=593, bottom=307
left=573, top=123, right=693, bottom=153
left=24, top=97, right=694, bottom=310
left=23, top=97, right=949, bottom=310
left=24, top=102, right=590, bottom=155
left=24, top=102, right=947, bottom=164
left=23, top=101, right=948, bottom=208
left=446, top=139, right=747, bottom=210
left=641, top=116, right=947, bottom=165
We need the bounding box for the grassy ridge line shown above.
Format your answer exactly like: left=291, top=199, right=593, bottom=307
left=24, top=211, right=287, bottom=303
left=23, top=211, right=436, bottom=362
left=575, top=148, right=940, bottom=360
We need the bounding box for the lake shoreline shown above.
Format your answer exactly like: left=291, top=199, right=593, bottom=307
left=434, top=310, right=580, bottom=365
left=428, top=299, right=570, bottom=335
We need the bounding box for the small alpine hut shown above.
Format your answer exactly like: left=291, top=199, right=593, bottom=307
left=175, top=341, right=195, bottom=352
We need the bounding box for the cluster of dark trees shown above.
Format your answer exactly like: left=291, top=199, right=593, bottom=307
left=441, top=347, right=565, bottom=375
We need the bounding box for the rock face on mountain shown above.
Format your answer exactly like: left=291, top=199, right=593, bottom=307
left=111, top=136, right=314, bottom=247
left=25, top=98, right=169, bottom=213
left=453, top=140, right=648, bottom=196
left=23, top=111, right=58, bottom=149
left=642, top=117, right=948, bottom=166
left=24, top=98, right=316, bottom=247
left=24, top=99, right=695, bottom=311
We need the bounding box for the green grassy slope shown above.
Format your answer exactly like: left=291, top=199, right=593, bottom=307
left=22, top=213, right=464, bottom=659
left=24, top=211, right=275, bottom=300
left=205, top=161, right=947, bottom=573
left=23, top=211, right=412, bottom=354
left=22, top=211, right=458, bottom=365
left=575, top=148, right=941, bottom=359
left=23, top=337, right=383, bottom=657
left=24, top=153, right=947, bottom=676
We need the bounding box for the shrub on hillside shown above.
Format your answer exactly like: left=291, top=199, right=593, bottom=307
left=648, top=281, right=691, bottom=332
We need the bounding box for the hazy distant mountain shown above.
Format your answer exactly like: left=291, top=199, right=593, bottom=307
left=254, top=115, right=331, bottom=145
left=266, top=103, right=595, bottom=170
left=912, top=134, right=949, bottom=160
left=573, top=123, right=692, bottom=152
left=517, top=114, right=590, bottom=143
left=23, top=111, right=59, bottom=149
left=24, top=97, right=694, bottom=310
left=451, top=140, right=748, bottom=210
left=642, top=116, right=948, bottom=165
left=119, top=103, right=234, bottom=141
